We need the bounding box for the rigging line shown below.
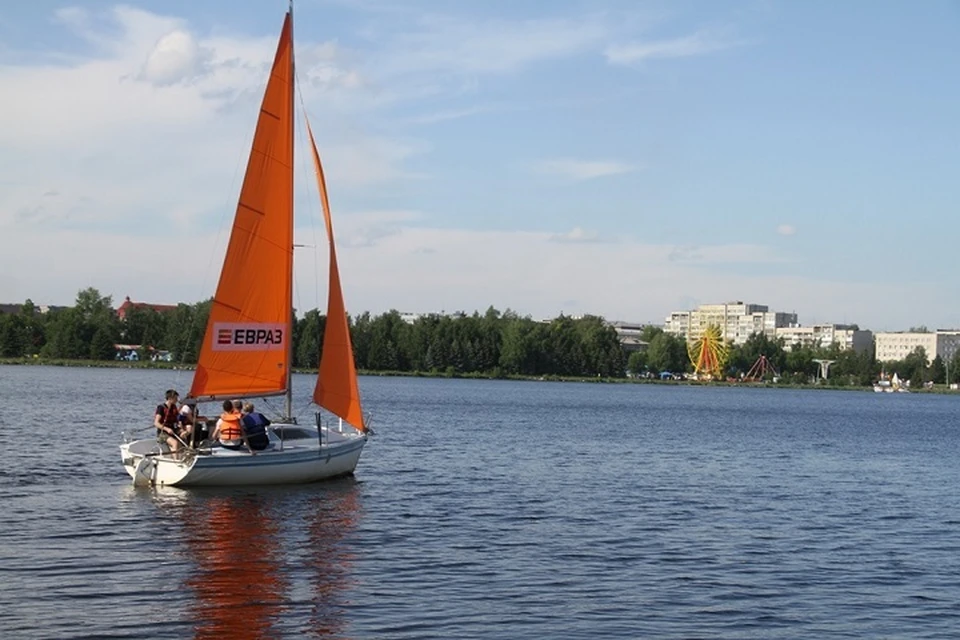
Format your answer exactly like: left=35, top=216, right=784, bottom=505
left=290, top=97, right=316, bottom=392
left=294, top=65, right=323, bottom=325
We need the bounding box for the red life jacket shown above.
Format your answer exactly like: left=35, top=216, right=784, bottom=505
left=158, top=402, right=179, bottom=429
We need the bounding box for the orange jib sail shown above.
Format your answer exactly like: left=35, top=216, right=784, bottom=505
left=306, top=119, right=366, bottom=432
left=189, top=14, right=294, bottom=401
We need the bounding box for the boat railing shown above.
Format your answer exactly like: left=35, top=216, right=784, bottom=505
left=121, top=425, right=156, bottom=444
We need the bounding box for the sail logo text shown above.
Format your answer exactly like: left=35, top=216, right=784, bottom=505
left=212, top=323, right=286, bottom=351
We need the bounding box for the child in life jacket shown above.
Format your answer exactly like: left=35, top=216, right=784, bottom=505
left=211, top=399, right=251, bottom=451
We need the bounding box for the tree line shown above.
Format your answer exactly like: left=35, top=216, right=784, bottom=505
left=2, top=287, right=957, bottom=387
left=0, top=288, right=624, bottom=377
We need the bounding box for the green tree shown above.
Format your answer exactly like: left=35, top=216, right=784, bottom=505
left=75, top=287, right=114, bottom=324
left=547, top=315, right=584, bottom=375
left=163, top=300, right=210, bottom=363
left=831, top=347, right=878, bottom=387
left=122, top=306, right=169, bottom=349
left=499, top=317, right=538, bottom=375
left=17, top=300, right=45, bottom=356
left=575, top=315, right=624, bottom=377
left=405, top=314, right=441, bottom=371
left=41, top=308, right=84, bottom=359
left=626, top=350, right=648, bottom=375
left=295, top=309, right=324, bottom=369
left=640, top=325, right=664, bottom=342
left=948, top=351, right=960, bottom=385
left=903, top=346, right=929, bottom=387
left=646, top=332, right=687, bottom=374
left=349, top=312, right=372, bottom=370
left=930, top=355, right=945, bottom=385
left=90, top=325, right=119, bottom=360
left=784, top=344, right=817, bottom=381
left=0, top=314, right=20, bottom=357
left=365, top=310, right=407, bottom=371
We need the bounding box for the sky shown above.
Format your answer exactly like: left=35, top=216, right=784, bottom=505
left=1, top=0, right=958, bottom=331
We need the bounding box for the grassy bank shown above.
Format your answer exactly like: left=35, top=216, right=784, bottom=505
left=4, top=357, right=954, bottom=394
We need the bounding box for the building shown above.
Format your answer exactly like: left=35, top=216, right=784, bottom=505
left=664, top=301, right=797, bottom=346
left=874, top=330, right=960, bottom=363
left=114, top=344, right=174, bottom=362
left=116, top=296, right=178, bottom=321
left=399, top=312, right=425, bottom=324
left=775, top=324, right=873, bottom=354
left=609, top=321, right=650, bottom=353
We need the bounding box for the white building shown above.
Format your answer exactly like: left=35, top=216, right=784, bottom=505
left=664, top=302, right=797, bottom=346
left=775, top=324, right=873, bottom=354
left=874, top=330, right=960, bottom=363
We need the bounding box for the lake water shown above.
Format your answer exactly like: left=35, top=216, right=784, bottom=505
left=2, top=366, right=960, bottom=638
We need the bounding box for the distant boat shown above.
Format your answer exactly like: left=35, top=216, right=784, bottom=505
left=120, top=5, right=369, bottom=486
left=874, top=371, right=908, bottom=393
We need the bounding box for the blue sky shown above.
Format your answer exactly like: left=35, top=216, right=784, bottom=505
left=1, top=0, right=958, bottom=331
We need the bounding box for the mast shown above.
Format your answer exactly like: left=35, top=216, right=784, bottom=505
left=285, top=0, right=295, bottom=421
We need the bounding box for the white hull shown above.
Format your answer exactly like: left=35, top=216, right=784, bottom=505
left=120, top=424, right=366, bottom=487
left=873, top=384, right=908, bottom=393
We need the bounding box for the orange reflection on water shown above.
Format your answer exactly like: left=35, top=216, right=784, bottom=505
left=149, top=479, right=363, bottom=640
left=180, top=493, right=286, bottom=640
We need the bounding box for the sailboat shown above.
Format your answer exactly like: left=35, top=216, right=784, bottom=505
left=120, top=6, right=369, bottom=486
left=873, top=371, right=909, bottom=393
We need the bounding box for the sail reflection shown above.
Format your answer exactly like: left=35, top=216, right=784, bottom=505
left=145, top=479, right=362, bottom=639
left=179, top=491, right=286, bottom=639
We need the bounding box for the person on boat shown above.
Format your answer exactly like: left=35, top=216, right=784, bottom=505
left=154, top=389, right=191, bottom=452
left=178, top=403, right=204, bottom=447
left=240, top=402, right=271, bottom=451
left=211, top=399, right=253, bottom=452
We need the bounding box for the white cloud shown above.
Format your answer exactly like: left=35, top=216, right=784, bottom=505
left=404, top=105, right=491, bottom=125
left=139, top=29, right=211, bottom=86
left=550, top=227, right=601, bottom=243
left=0, top=219, right=948, bottom=333
left=382, top=15, right=610, bottom=76
left=777, top=224, right=796, bottom=236
left=334, top=210, right=423, bottom=248
left=0, top=5, right=416, bottom=233
left=605, top=30, right=737, bottom=65
left=53, top=7, right=92, bottom=33
left=330, top=224, right=944, bottom=330
left=534, top=158, right=637, bottom=180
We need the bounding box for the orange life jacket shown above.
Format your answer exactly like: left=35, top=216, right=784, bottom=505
left=218, top=412, right=243, bottom=441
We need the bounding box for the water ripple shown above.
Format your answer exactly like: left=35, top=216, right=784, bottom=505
left=4, top=370, right=960, bottom=637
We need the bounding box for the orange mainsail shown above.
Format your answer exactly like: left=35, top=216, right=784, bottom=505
left=189, top=14, right=294, bottom=401
left=306, top=120, right=366, bottom=432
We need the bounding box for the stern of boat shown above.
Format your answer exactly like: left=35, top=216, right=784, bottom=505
left=120, top=439, right=197, bottom=486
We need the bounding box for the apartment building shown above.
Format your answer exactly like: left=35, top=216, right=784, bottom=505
left=664, top=301, right=797, bottom=346
left=874, top=330, right=960, bottom=363
left=775, top=324, right=873, bottom=354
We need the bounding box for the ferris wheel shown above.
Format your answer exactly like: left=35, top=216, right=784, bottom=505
left=687, top=324, right=729, bottom=379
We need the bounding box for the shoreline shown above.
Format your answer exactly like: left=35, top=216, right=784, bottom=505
left=2, top=356, right=948, bottom=394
